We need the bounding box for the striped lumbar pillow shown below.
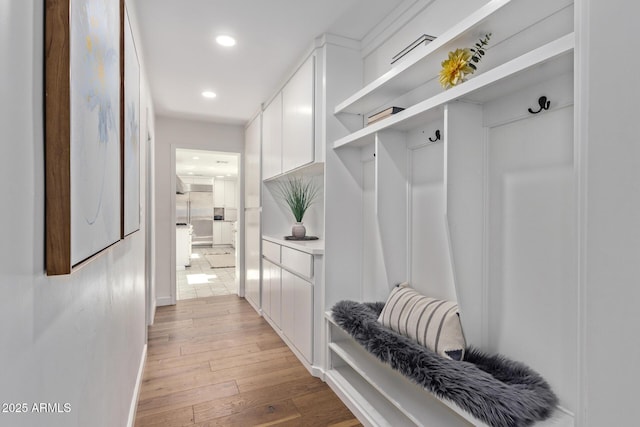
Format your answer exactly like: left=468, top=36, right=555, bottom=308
left=378, top=283, right=466, bottom=361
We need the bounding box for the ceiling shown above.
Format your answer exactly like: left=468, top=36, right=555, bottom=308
left=176, top=149, right=239, bottom=178
left=130, top=0, right=404, bottom=125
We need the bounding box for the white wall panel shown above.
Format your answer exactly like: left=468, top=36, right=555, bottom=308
left=0, top=1, right=150, bottom=425
left=362, top=159, right=388, bottom=301
left=487, top=106, right=576, bottom=410
left=409, top=141, right=456, bottom=301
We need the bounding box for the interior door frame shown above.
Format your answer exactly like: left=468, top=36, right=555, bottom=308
left=170, top=144, right=243, bottom=304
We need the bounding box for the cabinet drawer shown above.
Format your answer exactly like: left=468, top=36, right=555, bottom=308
left=281, top=246, right=313, bottom=279
left=263, top=240, right=281, bottom=263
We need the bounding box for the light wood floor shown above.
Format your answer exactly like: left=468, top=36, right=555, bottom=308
left=135, top=294, right=362, bottom=427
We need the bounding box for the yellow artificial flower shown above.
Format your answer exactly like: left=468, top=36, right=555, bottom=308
left=439, top=48, right=474, bottom=89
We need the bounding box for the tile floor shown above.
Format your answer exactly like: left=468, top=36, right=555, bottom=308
left=176, top=246, right=237, bottom=300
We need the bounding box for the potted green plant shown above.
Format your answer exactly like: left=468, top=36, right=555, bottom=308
left=276, top=176, right=320, bottom=239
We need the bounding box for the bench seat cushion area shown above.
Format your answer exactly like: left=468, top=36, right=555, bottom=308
left=331, top=300, right=558, bottom=427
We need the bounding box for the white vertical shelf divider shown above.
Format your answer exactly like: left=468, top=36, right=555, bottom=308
left=375, top=130, right=409, bottom=286
left=444, top=102, right=486, bottom=347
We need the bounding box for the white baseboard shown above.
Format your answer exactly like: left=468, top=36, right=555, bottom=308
left=261, top=312, right=324, bottom=379
left=156, top=296, right=173, bottom=307
left=127, top=344, right=147, bottom=427
left=245, top=296, right=261, bottom=315
left=149, top=298, right=156, bottom=325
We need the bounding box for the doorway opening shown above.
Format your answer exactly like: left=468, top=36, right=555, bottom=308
left=174, top=148, right=240, bottom=301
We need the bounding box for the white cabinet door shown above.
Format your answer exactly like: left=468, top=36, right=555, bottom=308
left=244, top=209, right=261, bottom=309
left=224, top=180, right=236, bottom=208
left=262, top=259, right=282, bottom=328
left=262, top=259, right=272, bottom=319
left=270, top=262, right=281, bottom=328
left=281, top=269, right=296, bottom=340
left=213, top=222, right=222, bottom=245
left=293, top=275, right=313, bottom=362
left=176, top=227, right=191, bottom=267
left=221, top=222, right=232, bottom=245
left=282, top=55, right=314, bottom=173
left=244, top=116, right=261, bottom=208
left=262, top=94, right=283, bottom=180
left=214, top=179, right=225, bottom=207
left=280, top=269, right=312, bottom=363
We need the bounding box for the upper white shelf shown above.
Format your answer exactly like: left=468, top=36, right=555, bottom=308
left=334, top=0, right=573, bottom=116
left=333, top=33, right=574, bottom=149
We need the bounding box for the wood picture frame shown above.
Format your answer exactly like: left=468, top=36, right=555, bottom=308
left=123, top=4, right=141, bottom=237
left=45, top=0, right=124, bottom=275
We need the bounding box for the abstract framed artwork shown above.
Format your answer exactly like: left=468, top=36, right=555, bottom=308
left=45, top=0, right=123, bottom=275
left=123, top=5, right=141, bottom=236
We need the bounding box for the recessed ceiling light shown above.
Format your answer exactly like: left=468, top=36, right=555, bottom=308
left=216, top=175, right=225, bottom=178
left=188, top=172, right=194, bottom=175
left=202, top=91, right=217, bottom=99
left=192, top=156, right=200, bottom=160
left=216, top=35, right=236, bottom=47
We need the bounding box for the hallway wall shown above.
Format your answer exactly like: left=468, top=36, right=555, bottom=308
left=153, top=116, right=244, bottom=305
left=579, top=1, right=640, bottom=424
left=0, top=1, right=154, bottom=426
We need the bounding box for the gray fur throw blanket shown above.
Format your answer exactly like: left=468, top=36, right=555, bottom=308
left=331, top=300, right=558, bottom=427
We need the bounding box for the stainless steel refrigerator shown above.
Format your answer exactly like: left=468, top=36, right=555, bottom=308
left=176, top=186, right=214, bottom=246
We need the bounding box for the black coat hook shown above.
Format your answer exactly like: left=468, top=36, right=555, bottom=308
left=428, top=129, right=441, bottom=142
left=528, top=96, right=551, bottom=114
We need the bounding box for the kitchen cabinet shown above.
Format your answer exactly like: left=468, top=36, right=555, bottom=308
left=292, top=273, right=313, bottom=362
left=224, top=180, right=236, bottom=208
left=261, top=55, right=315, bottom=181
left=213, top=222, right=222, bottom=245
left=280, top=269, right=296, bottom=342
left=245, top=210, right=261, bottom=310
left=176, top=225, right=192, bottom=269
left=262, top=238, right=321, bottom=366
left=213, top=221, right=233, bottom=245
left=262, top=94, right=282, bottom=180
left=262, top=258, right=281, bottom=328
left=214, top=179, right=236, bottom=208
left=280, top=270, right=313, bottom=363
left=221, top=222, right=232, bottom=244
left=244, top=114, right=261, bottom=312
left=214, top=179, right=224, bottom=207
left=282, top=55, right=315, bottom=173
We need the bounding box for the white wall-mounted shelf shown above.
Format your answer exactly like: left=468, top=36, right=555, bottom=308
left=334, top=0, right=573, bottom=116
left=326, top=367, right=413, bottom=427
left=333, top=33, right=574, bottom=149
